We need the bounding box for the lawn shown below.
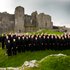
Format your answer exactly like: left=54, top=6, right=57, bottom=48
left=0, top=47, right=70, bottom=67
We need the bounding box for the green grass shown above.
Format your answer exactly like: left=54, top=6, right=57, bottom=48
left=26, top=55, right=70, bottom=70
left=0, top=47, right=70, bottom=67
left=27, top=29, right=63, bottom=35
left=39, top=56, right=70, bottom=70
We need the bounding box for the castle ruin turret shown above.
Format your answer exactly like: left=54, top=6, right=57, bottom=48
left=15, top=6, right=25, bottom=32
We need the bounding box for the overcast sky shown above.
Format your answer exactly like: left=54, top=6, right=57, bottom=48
left=0, top=0, right=70, bottom=27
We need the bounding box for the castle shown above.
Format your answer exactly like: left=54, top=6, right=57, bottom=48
left=0, top=6, right=53, bottom=33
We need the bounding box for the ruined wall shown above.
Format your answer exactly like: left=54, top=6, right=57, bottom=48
left=31, top=11, right=38, bottom=27
left=24, top=11, right=53, bottom=32
left=24, top=11, right=38, bottom=32
left=24, top=15, right=32, bottom=26
left=37, top=13, right=53, bottom=29
left=0, top=12, right=15, bottom=33
left=0, top=6, right=53, bottom=33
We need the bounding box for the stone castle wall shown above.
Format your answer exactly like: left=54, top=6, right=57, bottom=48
left=0, top=6, right=53, bottom=33
left=37, top=13, right=53, bottom=29
left=0, top=12, right=15, bottom=33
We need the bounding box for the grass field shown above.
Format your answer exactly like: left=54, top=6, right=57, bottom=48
left=0, top=47, right=70, bottom=67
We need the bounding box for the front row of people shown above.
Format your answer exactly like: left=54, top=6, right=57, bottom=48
left=4, top=34, right=70, bottom=56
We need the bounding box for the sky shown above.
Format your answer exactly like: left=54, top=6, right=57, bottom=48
left=0, top=0, right=70, bottom=27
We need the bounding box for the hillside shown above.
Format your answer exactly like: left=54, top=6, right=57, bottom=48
left=26, top=29, right=64, bottom=35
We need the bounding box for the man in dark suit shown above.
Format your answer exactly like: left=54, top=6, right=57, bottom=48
left=12, top=39, right=17, bottom=55
left=5, top=37, right=12, bottom=56
left=21, top=36, right=25, bottom=52
left=16, top=36, right=21, bottom=53
left=30, top=35, right=35, bottom=51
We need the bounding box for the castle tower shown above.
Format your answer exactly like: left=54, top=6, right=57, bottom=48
left=31, top=11, right=38, bottom=26
left=15, top=6, right=25, bottom=32
left=37, top=13, right=53, bottom=29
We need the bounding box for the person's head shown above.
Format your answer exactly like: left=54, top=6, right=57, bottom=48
left=8, top=40, right=10, bottom=43
left=35, top=37, right=37, bottom=40
left=22, top=37, right=24, bottom=39
left=26, top=36, right=28, bottom=39
left=6, top=36, right=8, bottom=39
left=39, top=35, right=41, bottom=38
left=18, top=37, right=20, bottom=40
left=13, top=39, right=16, bottom=42
left=43, top=36, right=45, bottom=39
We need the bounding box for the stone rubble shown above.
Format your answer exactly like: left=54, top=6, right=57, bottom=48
left=0, top=60, right=38, bottom=70
left=23, top=60, right=38, bottom=67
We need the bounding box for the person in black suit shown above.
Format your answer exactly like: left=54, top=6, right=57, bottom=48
left=21, top=36, right=25, bottom=52
left=30, top=35, right=35, bottom=51
left=16, top=36, right=21, bottom=53
left=5, top=36, right=12, bottom=56
left=12, top=39, right=17, bottom=55
left=25, top=35, right=29, bottom=51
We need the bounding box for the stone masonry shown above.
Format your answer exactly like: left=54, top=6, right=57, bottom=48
left=0, top=6, right=53, bottom=33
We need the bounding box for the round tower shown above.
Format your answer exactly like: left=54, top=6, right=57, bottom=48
left=15, top=6, right=25, bottom=32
